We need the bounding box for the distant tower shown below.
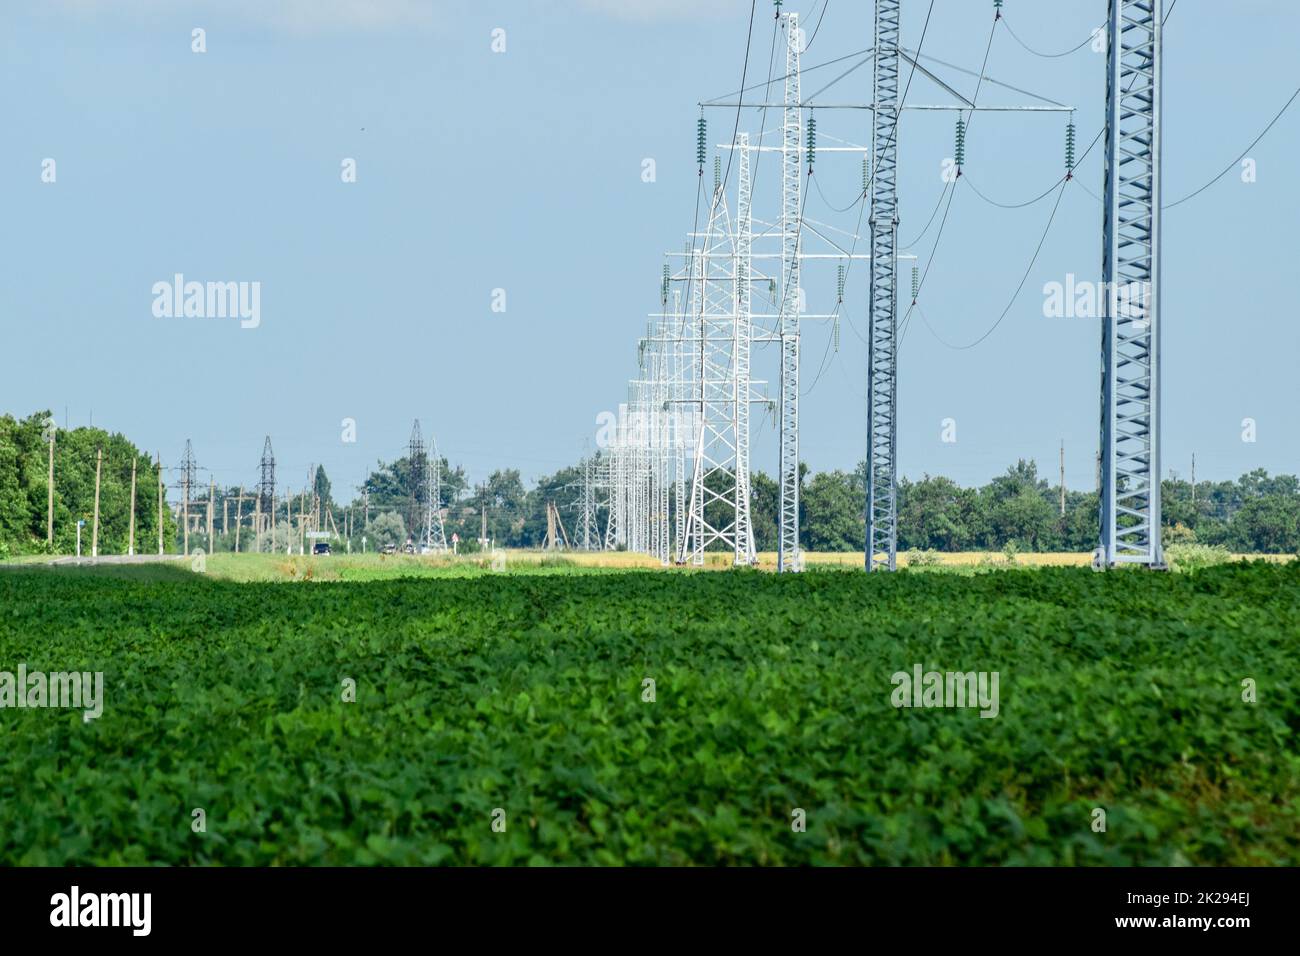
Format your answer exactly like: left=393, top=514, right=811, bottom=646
left=424, top=437, right=448, bottom=551
left=258, top=437, right=276, bottom=519
left=179, top=440, right=198, bottom=500
left=178, top=440, right=198, bottom=554
left=577, top=454, right=600, bottom=551
left=258, top=436, right=276, bottom=549
left=408, top=420, right=427, bottom=542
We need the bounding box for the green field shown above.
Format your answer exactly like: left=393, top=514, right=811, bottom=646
left=1, top=559, right=1297, bottom=865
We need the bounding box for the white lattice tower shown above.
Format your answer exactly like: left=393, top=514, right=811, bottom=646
left=681, top=168, right=746, bottom=564
left=778, top=12, right=803, bottom=572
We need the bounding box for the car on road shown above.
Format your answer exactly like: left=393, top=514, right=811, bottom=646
left=379, top=543, right=397, bottom=555
left=312, top=542, right=331, bottom=556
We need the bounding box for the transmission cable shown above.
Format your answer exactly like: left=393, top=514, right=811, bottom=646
left=913, top=179, right=1067, bottom=351
left=1166, top=85, right=1300, bottom=209
left=999, top=16, right=1101, bottom=59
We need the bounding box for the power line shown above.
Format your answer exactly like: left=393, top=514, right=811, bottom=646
left=914, top=178, right=1067, bottom=351
left=999, top=16, right=1101, bottom=59
left=1166, top=85, right=1300, bottom=209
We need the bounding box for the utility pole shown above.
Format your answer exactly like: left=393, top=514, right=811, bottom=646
left=156, top=452, right=163, bottom=555
left=91, top=447, right=102, bottom=558
left=235, top=487, right=244, bottom=553
left=128, top=456, right=137, bottom=555
left=46, top=426, right=55, bottom=547
left=207, top=479, right=215, bottom=552
left=182, top=473, right=190, bottom=557
left=1059, top=440, right=1066, bottom=517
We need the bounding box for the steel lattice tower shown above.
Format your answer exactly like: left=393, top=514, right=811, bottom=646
left=576, top=454, right=600, bottom=551
left=1099, top=0, right=1164, bottom=567
left=681, top=170, right=753, bottom=566
left=408, top=420, right=426, bottom=542
left=734, top=130, right=756, bottom=566
left=179, top=439, right=198, bottom=508
left=258, top=436, right=275, bottom=518
left=424, top=437, right=448, bottom=552
left=777, top=12, right=802, bottom=573
left=601, top=451, right=618, bottom=551
left=866, top=0, right=901, bottom=572
left=670, top=287, right=692, bottom=564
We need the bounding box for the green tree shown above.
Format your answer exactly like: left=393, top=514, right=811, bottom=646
left=803, top=470, right=862, bottom=552
left=314, top=465, right=333, bottom=514
left=365, top=512, right=407, bottom=549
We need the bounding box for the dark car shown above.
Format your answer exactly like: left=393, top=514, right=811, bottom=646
left=312, top=542, right=331, bottom=556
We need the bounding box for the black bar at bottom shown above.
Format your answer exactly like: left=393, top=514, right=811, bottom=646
left=0, top=866, right=1284, bottom=943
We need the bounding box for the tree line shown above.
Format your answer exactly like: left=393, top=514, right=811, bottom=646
left=2, top=409, right=1296, bottom=556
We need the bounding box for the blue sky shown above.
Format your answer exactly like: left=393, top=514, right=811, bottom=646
left=2, top=0, right=1296, bottom=498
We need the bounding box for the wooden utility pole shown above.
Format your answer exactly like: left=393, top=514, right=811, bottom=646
left=46, top=429, right=55, bottom=547
left=128, top=456, right=137, bottom=555
left=1059, top=441, right=1066, bottom=517
left=91, top=447, right=103, bottom=558
left=156, top=452, right=164, bottom=555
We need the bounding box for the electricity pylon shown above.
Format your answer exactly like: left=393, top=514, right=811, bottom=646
left=866, top=0, right=901, bottom=572
left=424, top=437, right=448, bottom=552
left=1099, top=0, right=1164, bottom=567
left=680, top=149, right=757, bottom=566
left=576, top=452, right=601, bottom=551
left=778, top=11, right=802, bottom=573
left=258, top=436, right=275, bottom=546
left=408, top=420, right=426, bottom=544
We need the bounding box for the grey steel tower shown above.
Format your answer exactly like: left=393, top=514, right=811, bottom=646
left=408, top=420, right=426, bottom=542
left=866, top=0, right=901, bottom=571
left=1099, top=0, right=1164, bottom=567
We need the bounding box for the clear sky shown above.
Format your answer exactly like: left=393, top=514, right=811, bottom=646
left=2, top=0, right=1296, bottom=499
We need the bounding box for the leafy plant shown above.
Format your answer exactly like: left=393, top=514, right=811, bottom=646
left=1, top=561, right=1297, bottom=865
left=1165, top=542, right=1233, bottom=572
